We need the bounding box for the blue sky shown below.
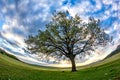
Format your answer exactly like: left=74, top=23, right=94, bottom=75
left=0, top=0, right=120, bottom=62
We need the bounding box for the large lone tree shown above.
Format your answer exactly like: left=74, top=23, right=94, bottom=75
left=25, top=11, right=111, bottom=72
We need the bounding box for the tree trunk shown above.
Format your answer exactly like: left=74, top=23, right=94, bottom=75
left=70, top=56, right=77, bottom=72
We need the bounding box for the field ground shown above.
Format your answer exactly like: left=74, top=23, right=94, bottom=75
left=0, top=52, right=120, bottom=80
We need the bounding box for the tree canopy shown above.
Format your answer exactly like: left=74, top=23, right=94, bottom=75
left=25, top=11, right=111, bottom=72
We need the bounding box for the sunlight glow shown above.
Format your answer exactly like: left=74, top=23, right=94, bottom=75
left=16, top=45, right=117, bottom=68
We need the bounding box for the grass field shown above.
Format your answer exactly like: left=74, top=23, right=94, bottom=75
left=0, top=52, right=120, bottom=80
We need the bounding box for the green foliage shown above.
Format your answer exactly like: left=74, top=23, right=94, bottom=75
left=25, top=11, right=110, bottom=56
left=25, top=11, right=111, bottom=71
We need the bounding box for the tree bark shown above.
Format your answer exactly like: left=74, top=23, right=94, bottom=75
left=70, top=56, right=77, bottom=72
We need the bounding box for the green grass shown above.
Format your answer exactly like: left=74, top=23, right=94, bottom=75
left=0, top=52, right=120, bottom=80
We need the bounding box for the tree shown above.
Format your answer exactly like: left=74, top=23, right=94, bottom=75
left=25, top=11, right=111, bottom=72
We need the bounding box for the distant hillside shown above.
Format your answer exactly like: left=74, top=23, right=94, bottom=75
left=105, top=44, right=120, bottom=59
left=0, top=48, right=18, bottom=60
left=0, top=48, right=6, bottom=54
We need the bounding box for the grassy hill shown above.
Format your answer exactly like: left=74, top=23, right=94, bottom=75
left=0, top=51, right=120, bottom=80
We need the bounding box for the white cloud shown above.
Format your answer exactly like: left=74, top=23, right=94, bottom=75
left=104, top=27, right=113, bottom=34
left=113, top=22, right=120, bottom=30
left=1, top=17, right=27, bottom=49
left=9, top=4, right=15, bottom=9
left=104, top=10, right=110, bottom=16
left=102, top=0, right=113, bottom=5
left=95, top=0, right=102, bottom=10
left=1, top=7, right=7, bottom=13
left=112, top=3, right=118, bottom=11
